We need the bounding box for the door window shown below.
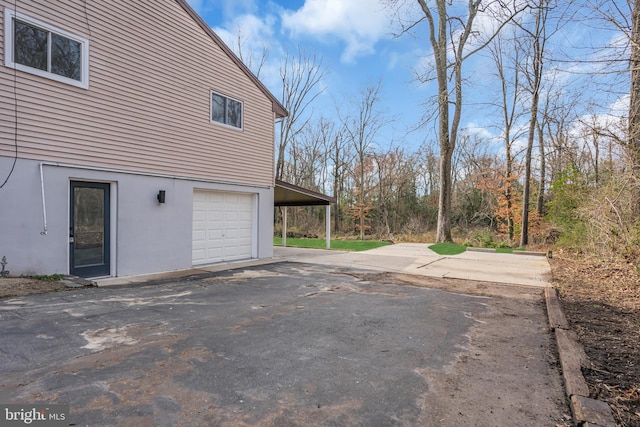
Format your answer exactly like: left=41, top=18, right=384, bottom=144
left=70, top=182, right=110, bottom=277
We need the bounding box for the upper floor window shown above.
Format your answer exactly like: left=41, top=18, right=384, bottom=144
left=4, top=9, right=89, bottom=89
left=211, top=91, right=242, bottom=129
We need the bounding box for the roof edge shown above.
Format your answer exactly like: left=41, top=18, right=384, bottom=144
left=275, top=180, right=336, bottom=206
left=176, top=0, right=288, bottom=118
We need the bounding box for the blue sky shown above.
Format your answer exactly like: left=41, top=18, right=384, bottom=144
left=186, top=0, right=629, bottom=155
left=186, top=0, right=442, bottom=150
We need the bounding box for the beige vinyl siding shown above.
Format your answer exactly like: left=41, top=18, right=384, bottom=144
left=0, top=0, right=276, bottom=186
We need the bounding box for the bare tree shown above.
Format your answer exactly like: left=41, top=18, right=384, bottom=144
left=630, top=0, right=640, bottom=214
left=536, top=92, right=552, bottom=217
left=276, top=48, right=327, bottom=181
left=519, top=0, right=551, bottom=247
left=518, top=0, right=581, bottom=245
left=342, top=83, right=385, bottom=240
left=415, top=141, right=439, bottom=198
left=325, top=120, right=353, bottom=233
left=373, top=146, right=402, bottom=237
left=287, top=121, right=325, bottom=189
left=489, top=31, right=526, bottom=240
left=543, top=93, right=581, bottom=185
left=583, top=0, right=639, bottom=214
left=234, top=29, right=270, bottom=79
left=391, top=0, right=525, bottom=242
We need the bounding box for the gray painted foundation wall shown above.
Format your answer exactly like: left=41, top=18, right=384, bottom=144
left=0, top=157, right=274, bottom=277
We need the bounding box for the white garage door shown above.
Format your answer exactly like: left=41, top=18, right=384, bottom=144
left=192, top=190, right=255, bottom=265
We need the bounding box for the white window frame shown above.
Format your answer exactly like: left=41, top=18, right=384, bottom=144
left=210, top=91, right=243, bottom=130
left=4, top=8, right=89, bottom=89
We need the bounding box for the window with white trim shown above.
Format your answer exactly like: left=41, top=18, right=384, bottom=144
left=211, top=91, right=243, bottom=129
left=4, top=8, right=89, bottom=89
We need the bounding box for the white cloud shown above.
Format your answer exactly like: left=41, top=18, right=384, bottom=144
left=281, top=0, right=391, bottom=63
left=214, top=14, right=276, bottom=52
left=609, top=94, right=630, bottom=117
left=577, top=95, right=629, bottom=133
left=463, top=122, right=495, bottom=142
left=568, top=95, right=629, bottom=157
left=213, top=14, right=284, bottom=88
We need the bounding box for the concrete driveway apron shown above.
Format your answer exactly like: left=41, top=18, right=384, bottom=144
left=274, top=243, right=551, bottom=287
left=0, top=246, right=567, bottom=426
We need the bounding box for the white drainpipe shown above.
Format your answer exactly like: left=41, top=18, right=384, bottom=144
left=39, top=162, right=48, bottom=235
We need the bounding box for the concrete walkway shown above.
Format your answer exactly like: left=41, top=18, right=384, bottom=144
left=274, top=243, right=551, bottom=287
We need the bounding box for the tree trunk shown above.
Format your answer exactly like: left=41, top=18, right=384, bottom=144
left=593, top=132, right=599, bottom=186
left=521, top=98, right=537, bottom=247
left=520, top=4, right=545, bottom=247
left=411, top=0, right=521, bottom=241
left=358, top=141, right=366, bottom=241
left=537, top=119, right=546, bottom=217
left=629, top=0, right=640, bottom=216
left=506, top=148, right=514, bottom=241
left=430, top=0, right=453, bottom=243
left=436, top=146, right=453, bottom=242
left=416, top=0, right=483, bottom=243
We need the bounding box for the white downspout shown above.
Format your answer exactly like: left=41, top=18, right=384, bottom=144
left=39, top=162, right=48, bottom=235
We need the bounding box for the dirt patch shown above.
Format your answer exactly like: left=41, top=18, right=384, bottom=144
left=0, top=277, right=70, bottom=299
left=0, top=276, right=95, bottom=300
left=409, top=290, right=572, bottom=427
left=551, top=254, right=640, bottom=427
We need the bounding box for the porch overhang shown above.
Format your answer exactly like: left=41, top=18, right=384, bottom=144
left=274, top=180, right=335, bottom=250
left=274, top=180, right=335, bottom=207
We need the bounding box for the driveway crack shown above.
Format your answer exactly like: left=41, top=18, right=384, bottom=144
left=417, top=257, right=446, bottom=269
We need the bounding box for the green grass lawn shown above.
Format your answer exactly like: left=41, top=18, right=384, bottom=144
left=274, top=237, right=391, bottom=251
left=428, top=242, right=467, bottom=255
left=495, top=247, right=526, bottom=254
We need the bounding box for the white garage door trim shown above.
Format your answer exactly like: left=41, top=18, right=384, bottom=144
left=192, top=190, right=256, bottom=265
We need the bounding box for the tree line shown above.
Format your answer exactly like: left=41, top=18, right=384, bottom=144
left=247, top=0, right=639, bottom=256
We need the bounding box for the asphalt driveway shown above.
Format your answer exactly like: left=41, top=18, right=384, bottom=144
left=0, top=256, right=569, bottom=426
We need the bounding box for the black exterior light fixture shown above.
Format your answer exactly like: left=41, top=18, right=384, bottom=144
left=157, top=190, right=166, bottom=204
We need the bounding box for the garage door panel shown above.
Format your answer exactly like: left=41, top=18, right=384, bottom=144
left=225, top=241, right=251, bottom=256
left=238, top=211, right=252, bottom=220
left=208, top=212, right=224, bottom=221
left=192, top=190, right=255, bottom=265
left=193, top=211, right=206, bottom=221
left=192, top=249, right=206, bottom=264
left=207, top=229, right=224, bottom=241
left=226, top=229, right=247, bottom=240
left=206, top=248, right=223, bottom=259
left=207, top=192, right=224, bottom=203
